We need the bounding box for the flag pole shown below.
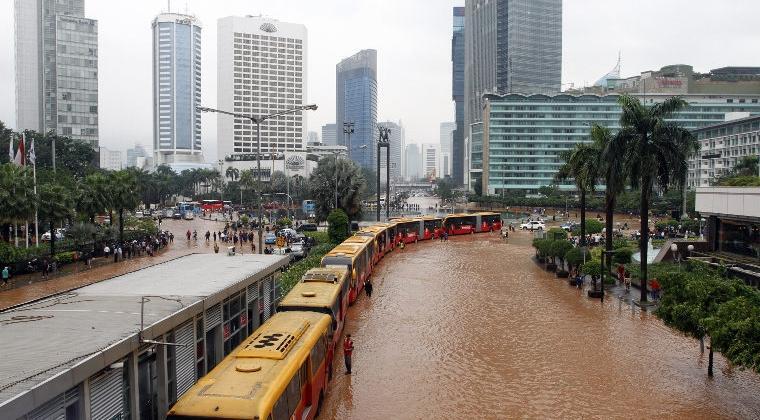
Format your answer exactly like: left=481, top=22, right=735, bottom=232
left=33, top=157, right=38, bottom=246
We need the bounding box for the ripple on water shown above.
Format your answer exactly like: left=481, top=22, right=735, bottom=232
left=320, top=233, right=760, bottom=419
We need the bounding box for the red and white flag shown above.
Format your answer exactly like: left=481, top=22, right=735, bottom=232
left=13, top=134, right=25, bottom=166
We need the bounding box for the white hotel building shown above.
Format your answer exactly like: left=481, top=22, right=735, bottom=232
left=217, top=16, right=308, bottom=160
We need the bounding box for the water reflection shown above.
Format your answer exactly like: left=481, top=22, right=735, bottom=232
left=320, top=231, right=760, bottom=419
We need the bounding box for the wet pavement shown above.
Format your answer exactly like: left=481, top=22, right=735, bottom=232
left=320, top=230, right=760, bottom=419
left=0, top=217, right=254, bottom=310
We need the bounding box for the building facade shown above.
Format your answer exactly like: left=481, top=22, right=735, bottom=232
left=126, top=144, right=148, bottom=168
left=451, top=6, right=466, bottom=185
left=464, top=0, right=562, bottom=138
left=378, top=121, right=403, bottom=182
left=15, top=0, right=99, bottom=146
left=336, top=49, right=378, bottom=169
left=152, top=13, right=203, bottom=166
left=404, top=143, right=422, bottom=181
left=440, top=122, right=455, bottom=178
left=321, top=123, right=337, bottom=146
left=98, top=147, right=123, bottom=170
left=475, top=93, right=760, bottom=194
left=421, top=143, right=440, bottom=181
left=689, top=115, right=760, bottom=188
left=217, top=16, right=307, bottom=159
left=0, top=254, right=287, bottom=420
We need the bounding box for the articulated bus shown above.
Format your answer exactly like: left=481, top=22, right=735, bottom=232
left=201, top=199, right=224, bottom=212
left=277, top=266, right=349, bottom=379
left=394, top=218, right=424, bottom=244
left=356, top=223, right=394, bottom=261
left=444, top=212, right=503, bottom=235
left=320, top=242, right=371, bottom=303
left=341, top=235, right=377, bottom=270
left=422, top=216, right=444, bottom=240
left=167, top=311, right=332, bottom=420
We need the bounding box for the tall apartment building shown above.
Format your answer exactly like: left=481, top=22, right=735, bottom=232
left=474, top=93, right=760, bottom=194
left=217, top=16, right=307, bottom=159
left=378, top=121, right=404, bottom=181
left=464, top=0, right=562, bottom=138
left=421, top=144, right=440, bottom=180
left=336, top=49, right=378, bottom=169
left=439, top=122, right=455, bottom=178
left=15, top=0, right=99, bottom=146
left=451, top=6, right=466, bottom=185
left=99, top=147, right=123, bottom=170
left=321, top=123, right=337, bottom=146
left=152, top=13, right=203, bottom=166
left=689, top=115, right=760, bottom=188
left=404, top=143, right=422, bottom=181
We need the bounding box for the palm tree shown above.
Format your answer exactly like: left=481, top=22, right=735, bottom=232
left=555, top=143, right=601, bottom=247
left=225, top=166, right=240, bottom=182
left=0, top=164, right=36, bottom=244
left=108, top=170, right=140, bottom=245
left=239, top=169, right=257, bottom=205
left=76, top=173, right=108, bottom=223
left=616, top=95, right=699, bottom=302
left=309, top=156, right=367, bottom=222
left=38, top=183, right=73, bottom=257
left=596, top=124, right=628, bottom=278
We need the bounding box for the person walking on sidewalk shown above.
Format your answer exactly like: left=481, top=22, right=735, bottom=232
left=343, top=334, right=355, bottom=374
left=2, top=266, right=9, bottom=287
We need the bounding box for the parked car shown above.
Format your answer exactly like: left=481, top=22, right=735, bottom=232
left=264, top=233, right=277, bottom=245
left=41, top=228, right=65, bottom=241
left=172, top=212, right=182, bottom=220
left=296, top=223, right=318, bottom=232
left=134, top=211, right=145, bottom=219
left=278, top=228, right=298, bottom=238
left=520, top=221, right=546, bottom=231
left=560, top=221, right=577, bottom=232
left=183, top=211, right=195, bottom=221
left=290, top=242, right=306, bottom=260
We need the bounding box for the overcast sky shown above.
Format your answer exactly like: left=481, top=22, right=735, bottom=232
left=0, top=0, right=759, bottom=162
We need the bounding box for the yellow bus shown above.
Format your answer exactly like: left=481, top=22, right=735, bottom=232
left=277, top=266, right=349, bottom=379
left=320, top=242, right=370, bottom=304
left=342, top=234, right=376, bottom=270
left=167, top=311, right=332, bottom=420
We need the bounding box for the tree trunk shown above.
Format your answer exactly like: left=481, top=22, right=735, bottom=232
left=49, top=220, right=55, bottom=258
left=708, top=346, right=714, bottom=377
left=118, top=208, right=124, bottom=245
left=580, top=190, right=587, bottom=246
left=640, top=181, right=650, bottom=302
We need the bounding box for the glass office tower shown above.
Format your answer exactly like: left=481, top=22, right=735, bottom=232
left=336, top=49, right=378, bottom=169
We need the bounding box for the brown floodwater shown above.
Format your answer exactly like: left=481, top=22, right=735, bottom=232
left=320, top=230, right=760, bottom=419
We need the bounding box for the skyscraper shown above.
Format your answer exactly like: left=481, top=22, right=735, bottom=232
left=404, top=143, right=422, bottom=181
left=336, top=49, right=378, bottom=169
left=439, top=121, right=455, bottom=178
left=217, top=16, right=307, bottom=159
left=451, top=6, right=465, bottom=185
left=464, top=0, right=562, bottom=132
left=15, top=0, right=99, bottom=146
left=378, top=121, right=404, bottom=181
left=421, top=144, right=440, bottom=180
left=321, top=123, right=337, bottom=146
left=152, top=13, right=203, bottom=166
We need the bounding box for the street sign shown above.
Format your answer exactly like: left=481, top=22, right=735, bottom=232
left=276, top=236, right=286, bottom=248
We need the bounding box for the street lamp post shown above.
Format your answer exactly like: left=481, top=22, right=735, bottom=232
left=199, top=104, right=318, bottom=254
left=343, top=122, right=354, bottom=161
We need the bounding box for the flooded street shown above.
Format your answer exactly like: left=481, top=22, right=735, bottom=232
left=320, top=230, right=760, bottom=419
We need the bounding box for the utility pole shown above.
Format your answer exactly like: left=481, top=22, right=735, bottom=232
left=343, top=122, right=354, bottom=161
left=376, top=125, right=391, bottom=221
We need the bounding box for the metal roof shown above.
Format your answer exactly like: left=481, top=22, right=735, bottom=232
left=0, top=253, right=288, bottom=416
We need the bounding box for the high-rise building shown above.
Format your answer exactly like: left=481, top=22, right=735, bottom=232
left=336, top=49, right=378, bottom=169
left=126, top=144, right=148, bottom=168
left=404, top=144, right=422, bottom=181
left=440, top=122, right=455, bottom=178
left=152, top=13, right=203, bottom=167
left=421, top=144, right=440, bottom=180
left=217, top=16, right=307, bottom=159
left=307, top=131, right=319, bottom=146
left=321, top=123, right=337, bottom=146
left=464, top=0, right=562, bottom=136
left=451, top=6, right=465, bottom=185
left=15, top=0, right=99, bottom=146
left=99, top=147, right=123, bottom=171
left=378, top=121, right=404, bottom=181
left=475, top=93, right=760, bottom=194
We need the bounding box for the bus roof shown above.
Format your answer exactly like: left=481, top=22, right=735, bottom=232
left=343, top=235, right=374, bottom=245
left=301, top=266, right=349, bottom=284
left=476, top=211, right=500, bottom=216
left=324, top=242, right=366, bottom=257
left=167, top=311, right=331, bottom=420
left=278, top=281, right=341, bottom=309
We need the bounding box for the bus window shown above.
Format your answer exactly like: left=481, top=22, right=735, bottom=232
left=311, top=336, right=326, bottom=374
left=273, top=394, right=288, bottom=420
left=286, top=369, right=302, bottom=416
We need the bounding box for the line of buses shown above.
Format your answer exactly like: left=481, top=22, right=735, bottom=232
left=167, top=212, right=502, bottom=420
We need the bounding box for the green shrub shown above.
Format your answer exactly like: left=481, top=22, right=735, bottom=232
left=581, top=260, right=602, bottom=277
left=546, top=227, right=567, bottom=241
left=277, top=243, right=333, bottom=299
left=327, top=209, right=349, bottom=244
left=532, top=238, right=553, bottom=258
left=572, top=218, right=603, bottom=235
left=53, top=251, right=78, bottom=265
left=564, top=247, right=588, bottom=268
left=613, top=248, right=634, bottom=264
left=613, top=238, right=631, bottom=250
left=550, top=240, right=573, bottom=264
left=304, top=230, right=329, bottom=245
left=277, top=217, right=292, bottom=227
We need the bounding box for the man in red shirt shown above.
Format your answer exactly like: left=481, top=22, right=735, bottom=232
left=343, top=334, right=354, bottom=374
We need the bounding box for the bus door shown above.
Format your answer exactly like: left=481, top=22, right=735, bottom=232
left=299, top=360, right=312, bottom=416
